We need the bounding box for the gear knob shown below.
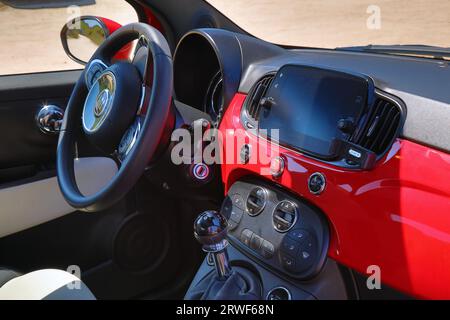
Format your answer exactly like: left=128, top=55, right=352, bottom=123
left=194, top=210, right=232, bottom=279
left=194, top=210, right=228, bottom=250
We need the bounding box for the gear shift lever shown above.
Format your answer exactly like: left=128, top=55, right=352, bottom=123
left=194, top=210, right=232, bottom=280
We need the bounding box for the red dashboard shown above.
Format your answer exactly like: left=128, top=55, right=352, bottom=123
left=219, top=93, right=450, bottom=299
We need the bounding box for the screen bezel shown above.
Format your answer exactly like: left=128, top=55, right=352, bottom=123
left=257, top=64, right=376, bottom=160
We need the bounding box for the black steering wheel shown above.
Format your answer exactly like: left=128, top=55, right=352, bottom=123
left=57, top=23, right=173, bottom=212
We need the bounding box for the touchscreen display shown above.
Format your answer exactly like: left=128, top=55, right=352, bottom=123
left=258, top=65, right=368, bottom=159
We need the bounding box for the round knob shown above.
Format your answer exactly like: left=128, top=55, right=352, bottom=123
left=194, top=210, right=228, bottom=248
left=36, top=105, right=64, bottom=134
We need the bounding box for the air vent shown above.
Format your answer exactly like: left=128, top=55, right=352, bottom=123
left=354, top=97, right=401, bottom=155
left=245, top=74, right=275, bottom=120
left=272, top=200, right=298, bottom=233
left=246, top=187, right=267, bottom=216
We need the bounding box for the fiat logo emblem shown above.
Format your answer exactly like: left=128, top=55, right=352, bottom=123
left=94, top=90, right=110, bottom=117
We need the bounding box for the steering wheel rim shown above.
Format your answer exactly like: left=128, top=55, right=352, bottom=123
left=57, top=23, right=173, bottom=212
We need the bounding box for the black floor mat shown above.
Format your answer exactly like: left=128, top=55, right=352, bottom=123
left=2, top=0, right=95, bottom=9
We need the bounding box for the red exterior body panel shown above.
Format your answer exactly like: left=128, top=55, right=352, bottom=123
left=219, top=93, right=450, bottom=299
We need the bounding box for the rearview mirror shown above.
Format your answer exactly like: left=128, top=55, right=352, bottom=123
left=60, top=16, right=110, bottom=65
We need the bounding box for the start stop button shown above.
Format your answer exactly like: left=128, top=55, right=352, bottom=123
left=192, top=163, right=210, bottom=181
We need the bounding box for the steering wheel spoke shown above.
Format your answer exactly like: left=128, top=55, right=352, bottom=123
left=116, top=116, right=144, bottom=162
left=132, top=36, right=154, bottom=87
left=137, top=85, right=152, bottom=116
left=84, top=59, right=109, bottom=89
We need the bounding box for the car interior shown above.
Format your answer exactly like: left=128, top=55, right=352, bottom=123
left=0, top=0, right=449, bottom=300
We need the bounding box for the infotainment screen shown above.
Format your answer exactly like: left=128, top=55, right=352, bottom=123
left=258, top=65, right=369, bottom=159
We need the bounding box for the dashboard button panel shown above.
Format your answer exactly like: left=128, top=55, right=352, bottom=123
left=239, top=228, right=276, bottom=260
left=221, top=179, right=329, bottom=280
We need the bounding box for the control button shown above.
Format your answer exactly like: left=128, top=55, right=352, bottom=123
left=287, top=229, right=309, bottom=243
left=280, top=238, right=300, bottom=255
left=227, top=219, right=238, bottom=231
left=280, top=253, right=296, bottom=272
left=308, top=172, right=326, bottom=195
left=240, top=229, right=253, bottom=246
left=299, top=236, right=315, bottom=252
left=296, top=249, right=314, bottom=272
left=229, top=208, right=243, bottom=223
left=261, top=240, right=275, bottom=259
left=240, top=144, right=251, bottom=164
left=231, top=194, right=245, bottom=210
left=250, top=234, right=263, bottom=251
left=295, top=236, right=316, bottom=272
left=270, top=156, right=285, bottom=179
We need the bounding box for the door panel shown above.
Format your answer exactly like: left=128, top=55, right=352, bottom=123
left=0, top=157, right=117, bottom=238
left=0, top=70, right=81, bottom=170
left=0, top=2, right=203, bottom=296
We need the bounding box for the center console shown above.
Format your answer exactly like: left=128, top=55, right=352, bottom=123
left=223, top=179, right=329, bottom=280
left=185, top=178, right=348, bottom=300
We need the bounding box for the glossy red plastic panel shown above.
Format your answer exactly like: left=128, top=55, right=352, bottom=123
left=98, top=17, right=133, bottom=61
left=99, top=17, right=122, bottom=34
left=143, top=7, right=164, bottom=33
left=219, top=93, right=450, bottom=299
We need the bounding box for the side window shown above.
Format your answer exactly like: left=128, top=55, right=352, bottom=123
left=0, top=0, right=138, bottom=76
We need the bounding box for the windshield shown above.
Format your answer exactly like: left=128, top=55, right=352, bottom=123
left=207, top=0, right=449, bottom=49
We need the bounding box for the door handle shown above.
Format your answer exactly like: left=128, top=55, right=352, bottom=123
left=36, top=105, right=64, bottom=134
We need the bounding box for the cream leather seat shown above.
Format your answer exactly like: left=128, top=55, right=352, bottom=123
left=0, top=269, right=95, bottom=300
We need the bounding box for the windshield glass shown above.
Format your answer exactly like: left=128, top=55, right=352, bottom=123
left=207, top=0, right=449, bottom=49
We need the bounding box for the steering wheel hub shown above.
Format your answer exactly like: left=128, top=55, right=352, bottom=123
left=81, top=62, right=142, bottom=153
left=94, top=89, right=111, bottom=117
left=83, top=71, right=116, bottom=133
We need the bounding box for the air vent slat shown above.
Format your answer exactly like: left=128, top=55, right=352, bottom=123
left=378, top=112, right=400, bottom=151
left=245, top=74, right=275, bottom=120
left=368, top=104, right=396, bottom=150
left=358, top=99, right=384, bottom=148
left=355, top=96, right=401, bottom=155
